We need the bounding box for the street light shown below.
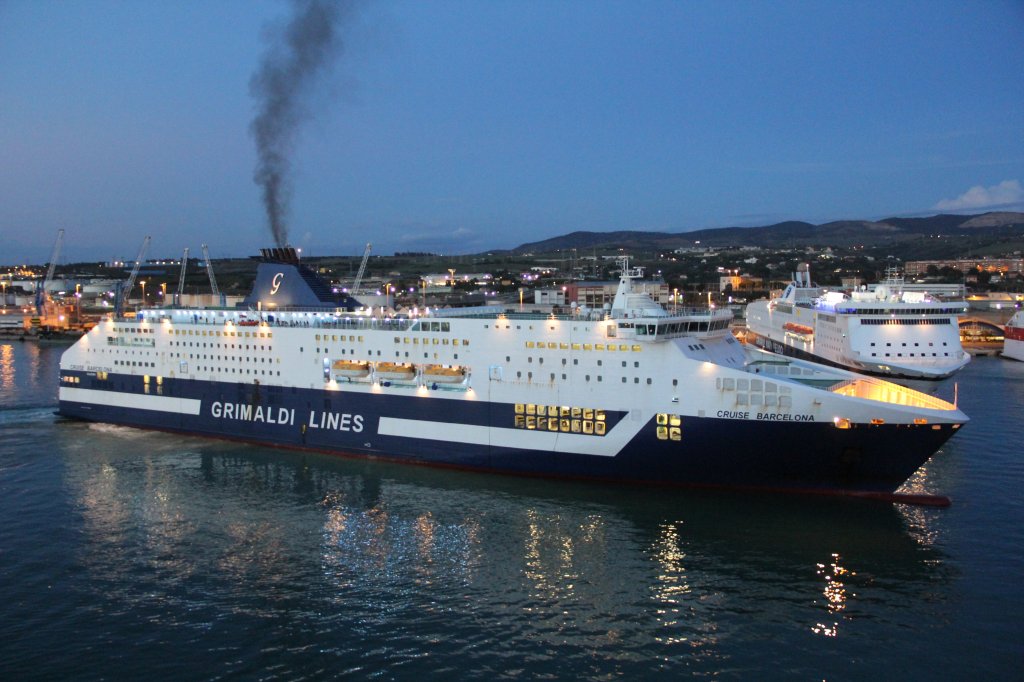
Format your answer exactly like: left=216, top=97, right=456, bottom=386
left=140, top=280, right=146, bottom=307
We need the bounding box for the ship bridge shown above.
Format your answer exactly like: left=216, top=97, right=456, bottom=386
left=607, top=257, right=733, bottom=341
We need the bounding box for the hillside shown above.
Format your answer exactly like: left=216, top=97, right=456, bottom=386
left=504, top=211, right=1024, bottom=254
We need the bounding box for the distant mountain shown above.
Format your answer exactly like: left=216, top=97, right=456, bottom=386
left=504, top=212, right=1024, bottom=254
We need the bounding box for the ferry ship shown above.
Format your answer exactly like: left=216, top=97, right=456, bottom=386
left=745, top=264, right=970, bottom=380
left=57, top=249, right=967, bottom=497
left=1003, top=310, right=1024, bottom=361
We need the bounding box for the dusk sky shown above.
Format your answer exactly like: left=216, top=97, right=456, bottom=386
left=2, top=0, right=1023, bottom=265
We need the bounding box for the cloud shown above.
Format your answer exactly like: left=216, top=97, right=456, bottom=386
left=934, top=179, right=1024, bottom=211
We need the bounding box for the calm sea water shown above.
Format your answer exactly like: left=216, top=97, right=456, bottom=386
left=1, top=340, right=1022, bottom=680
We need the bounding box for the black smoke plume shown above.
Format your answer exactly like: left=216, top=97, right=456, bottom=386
left=250, top=0, right=353, bottom=247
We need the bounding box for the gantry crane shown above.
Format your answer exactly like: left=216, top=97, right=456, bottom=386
left=35, top=229, right=64, bottom=315
left=118, top=235, right=151, bottom=315
left=175, top=247, right=189, bottom=306
left=352, top=242, right=371, bottom=292
left=201, top=244, right=220, bottom=298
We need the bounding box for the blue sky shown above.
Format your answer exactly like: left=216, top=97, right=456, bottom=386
left=2, top=0, right=1022, bottom=264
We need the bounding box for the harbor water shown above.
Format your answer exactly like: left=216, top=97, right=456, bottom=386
left=1, top=340, right=1022, bottom=679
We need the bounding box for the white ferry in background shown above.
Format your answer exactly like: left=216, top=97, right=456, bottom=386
left=1003, top=310, right=1024, bottom=361
left=56, top=249, right=967, bottom=499
left=746, top=264, right=970, bottom=381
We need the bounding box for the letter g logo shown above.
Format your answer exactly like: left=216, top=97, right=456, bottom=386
left=270, top=272, right=284, bottom=295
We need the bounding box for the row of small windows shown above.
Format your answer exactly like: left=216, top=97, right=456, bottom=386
left=516, top=415, right=607, bottom=435
left=526, top=341, right=641, bottom=352
left=412, top=321, right=451, bottom=332
left=316, top=334, right=364, bottom=342
left=185, top=354, right=278, bottom=363
left=517, top=404, right=606, bottom=419
left=114, top=360, right=155, bottom=368
left=172, top=341, right=270, bottom=351
left=844, top=308, right=964, bottom=316
left=393, top=337, right=467, bottom=346
left=513, top=370, right=653, bottom=384
left=636, top=319, right=730, bottom=335
left=107, top=336, right=155, bottom=347
left=871, top=341, right=949, bottom=347
left=871, top=353, right=952, bottom=358
left=514, top=404, right=607, bottom=436
left=859, top=318, right=951, bottom=325
left=193, top=367, right=281, bottom=376
left=170, top=329, right=272, bottom=338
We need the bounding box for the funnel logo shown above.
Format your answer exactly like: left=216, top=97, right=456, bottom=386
left=270, top=272, right=284, bottom=295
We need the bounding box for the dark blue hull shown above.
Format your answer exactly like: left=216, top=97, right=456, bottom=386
left=57, top=370, right=958, bottom=496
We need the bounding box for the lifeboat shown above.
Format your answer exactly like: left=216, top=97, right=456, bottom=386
left=422, top=364, right=467, bottom=384
left=783, top=322, right=814, bottom=336
left=332, top=360, right=371, bottom=378
left=375, top=362, right=417, bottom=380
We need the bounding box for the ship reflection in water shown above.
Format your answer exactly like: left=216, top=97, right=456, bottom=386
left=61, top=422, right=953, bottom=676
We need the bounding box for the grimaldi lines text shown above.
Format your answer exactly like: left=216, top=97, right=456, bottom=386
left=57, top=250, right=967, bottom=498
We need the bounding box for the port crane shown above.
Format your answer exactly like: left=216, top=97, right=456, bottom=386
left=201, top=244, right=220, bottom=298
left=35, top=229, right=64, bottom=315
left=175, top=247, right=189, bottom=306
left=117, top=235, right=151, bottom=316
left=351, top=242, right=371, bottom=292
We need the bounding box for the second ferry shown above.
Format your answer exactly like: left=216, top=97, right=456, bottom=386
left=745, top=264, right=970, bottom=380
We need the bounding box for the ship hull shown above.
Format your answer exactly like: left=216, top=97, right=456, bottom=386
left=1004, top=338, right=1024, bottom=362
left=57, top=371, right=957, bottom=495
left=1004, top=315, right=1024, bottom=361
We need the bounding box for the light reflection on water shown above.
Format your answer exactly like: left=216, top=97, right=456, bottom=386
left=47, top=423, right=956, bottom=678
left=1, top=343, right=1021, bottom=678
left=0, top=340, right=59, bottom=408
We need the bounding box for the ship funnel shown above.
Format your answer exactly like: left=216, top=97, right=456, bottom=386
left=259, top=247, right=301, bottom=264
left=794, top=263, right=812, bottom=287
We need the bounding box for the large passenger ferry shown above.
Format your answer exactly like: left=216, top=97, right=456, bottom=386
left=745, top=264, right=970, bottom=380
left=57, top=249, right=967, bottom=497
